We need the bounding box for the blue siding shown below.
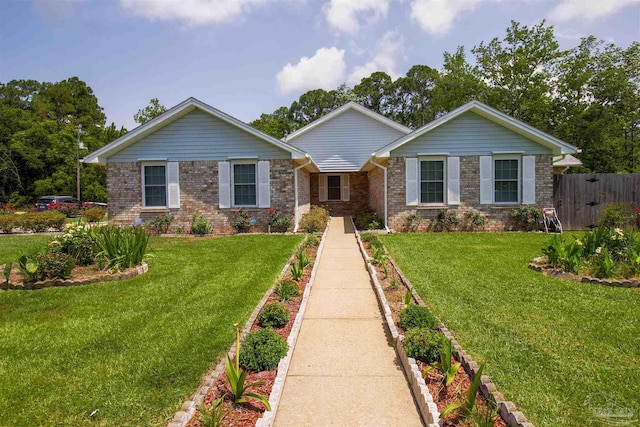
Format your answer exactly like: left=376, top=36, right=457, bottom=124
left=391, top=112, right=552, bottom=157
left=109, top=109, right=290, bottom=162
left=288, top=109, right=406, bottom=172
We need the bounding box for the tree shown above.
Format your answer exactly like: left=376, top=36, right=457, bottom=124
left=432, top=47, right=486, bottom=116
left=390, top=65, right=439, bottom=128
left=134, top=98, right=167, bottom=125
left=472, top=20, right=562, bottom=130
left=0, top=78, right=116, bottom=204
left=353, top=72, right=394, bottom=115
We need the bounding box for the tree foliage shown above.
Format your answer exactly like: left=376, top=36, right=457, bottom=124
left=253, top=21, right=638, bottom=173
left=0, top=77, right=126, bottom=205
left=133, top=98, right=167, bottom=124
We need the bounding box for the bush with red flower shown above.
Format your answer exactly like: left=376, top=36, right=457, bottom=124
left=268, top=209, right=292, bottom=233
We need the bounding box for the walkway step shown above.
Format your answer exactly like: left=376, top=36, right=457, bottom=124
left=273, top=217, right=423, bottom=427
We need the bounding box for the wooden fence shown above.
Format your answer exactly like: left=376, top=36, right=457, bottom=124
left=553, top=174, right=640, bottom=230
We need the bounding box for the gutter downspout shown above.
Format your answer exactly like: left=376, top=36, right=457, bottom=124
left=368, top=156, right=390, bottom=233
left=294, top=154, right=313, bottom=233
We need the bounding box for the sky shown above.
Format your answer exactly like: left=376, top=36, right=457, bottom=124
left=1, top=0, right=639, bottom=131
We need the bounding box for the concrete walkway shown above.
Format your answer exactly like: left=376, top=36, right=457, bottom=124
left=273, top=217, right=423, bottom=427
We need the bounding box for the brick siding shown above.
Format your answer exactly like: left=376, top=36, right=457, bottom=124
left=310, top=172, right=369, bottom=215
left=387, top=154, right=554, bottom=232
left=107, top=159, right=296, bottom=233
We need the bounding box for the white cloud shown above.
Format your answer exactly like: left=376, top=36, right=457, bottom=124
left=276, top=47, right=347, bottom=94
left=547, top=0, right=640, bottom=22
left=120, top=0, right=274, bottom=25
left=322, top=0, right=389, bottom=33
left=410, top=0, right=483, bottom=35
left=348, top=31, right=404, bottom=84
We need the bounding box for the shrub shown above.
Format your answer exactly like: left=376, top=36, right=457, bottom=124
left=303, top=234, right=321, bottom=248
left=299, top=206, right=329, bottom=233
left=146, top=213, right=174, bottom=234
left=239, top=328, right=288, bottom=372
left=258, top=302, right=289, bottom=328
left=404, top=214, right=421, bottom=232
left=268, top=209, right=292, bottom=232
left=510, top=206, right=541, bottom=231
left=0, top=215, right=15, bottom=234
left=191, top=212, right=211, bottom=235
left=399, top=305, right=438, bottom=331
left=354, top=206, right=383, bottom=230
left=464, top=210, right=487, bottom=230
left=274, top=278, right=300, bottom=301
left=53, top=204, right=80, bottom=218
left=51, top=223, right=96, bottom=265
left=598, top=203, right=636, bottom=230
left=16, top=211, right=66, bottom=232
left=230, top=209, right=252, bottom=233
left=91, top=225, right=149, bottom=271
left=361, top=233, right=383, bottom=250
left=81, top=207, right=106, bottom=223
left=402, top=328, right=447, bottom=364
left=0, top=203, right=15, bottom=215
left=436, top=209, right=459, bottom=232
left=36, top=252, right=75, bottom=280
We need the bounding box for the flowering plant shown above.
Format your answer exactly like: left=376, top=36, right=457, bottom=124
left=0, top=203, right=15, bottom=215
left=268, top=209, right=292, bottom=232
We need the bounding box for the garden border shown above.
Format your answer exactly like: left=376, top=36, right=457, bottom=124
left=166, top=223, right=330, bottom=427
left=1, top=262, right=149, bottom=290
left=529, top=257, right=640, bottom=288
left=353, top=221, right=535, bottom=427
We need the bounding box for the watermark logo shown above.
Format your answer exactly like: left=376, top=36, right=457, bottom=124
left=585, top=394, right=638, bottom=426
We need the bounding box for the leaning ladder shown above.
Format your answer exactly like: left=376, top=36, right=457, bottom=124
left=542, top=208, right=563, bottom=234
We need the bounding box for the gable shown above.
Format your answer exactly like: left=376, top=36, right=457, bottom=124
left=109, top=109, right=291, bottom=162
left=288, top=108, right=407, bottom=172
left=390, top=111, right=552, bottom=157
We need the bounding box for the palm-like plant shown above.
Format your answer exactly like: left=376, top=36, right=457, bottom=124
left=436, top=339, right=461, bottom=387
left=225, top=324, right=271, bottom=410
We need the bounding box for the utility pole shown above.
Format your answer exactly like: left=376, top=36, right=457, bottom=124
left=77, top=124, right=82, bottom=201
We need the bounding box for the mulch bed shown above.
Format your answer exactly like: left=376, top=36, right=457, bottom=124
left=363, top=240, right=506, bottom=427
left=1, top=263, right=142, bottom=290
left=187, top=243, right=319, bottom=427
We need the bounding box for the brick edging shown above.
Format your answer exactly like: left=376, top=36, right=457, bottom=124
left=529, top=259, right=640, bottom=288
left=384, top=244, right=535, bottom=427
left=167, top=223, right=330, bottom=427
left=1, top=262, right=149, bottom=290
left=256, top=220, right=331, bottom=427
left=351, top=219, right=439, bottom=427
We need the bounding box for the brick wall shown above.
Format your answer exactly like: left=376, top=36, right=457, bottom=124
left=368, top=167, right=385, bottom=221
left=310, top=172, right=369, bottom=215
left=107, top=159, right=296, bottom=233
left=387, top=154, right=554, bottom=232
left=297, top=168, right=311, bottom=220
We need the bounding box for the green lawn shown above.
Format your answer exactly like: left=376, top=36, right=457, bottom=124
left=381, top=233, right=639, bottom=426
left=0, top=234, right=55, bottom=263
left=0, top=234, right=302, bottom=426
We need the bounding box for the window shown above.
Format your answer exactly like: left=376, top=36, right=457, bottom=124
left=420, top=159, right=445, bottom=204
left=494, top=159, right=519, bottom=203
left=143, top=164, right=167, bottom=207
left=233, top=163, right=257, bottom=206
left=327, top=175, right=342, bottom=201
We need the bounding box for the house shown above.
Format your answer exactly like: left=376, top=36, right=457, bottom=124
left=83, top=97, right=581, bottom=232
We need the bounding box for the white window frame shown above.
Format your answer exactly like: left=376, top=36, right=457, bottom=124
left=418, top=156, right=447, bottom=205
left=493, top=155, right=521, bottom=204
left=231, top=161, right=258, bottom=207
left=326, top=174, right=343, bottom=201
left=141, top=161, right=168, bottom=208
